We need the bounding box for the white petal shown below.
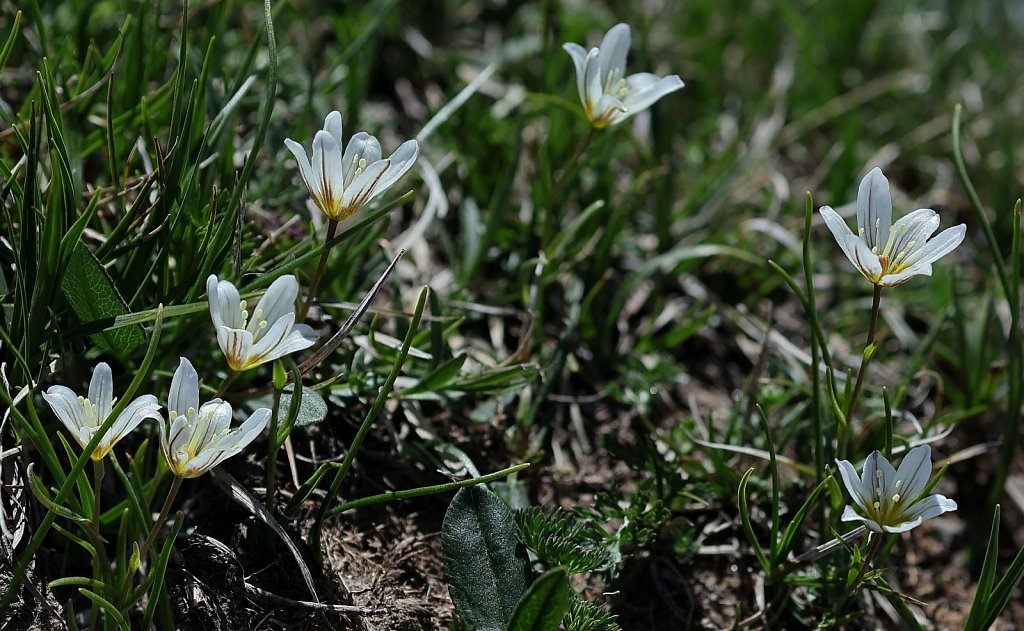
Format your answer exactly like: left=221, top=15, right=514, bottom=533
left=857, top=168, right=893, bottom=250
left=902, top=223, right=966, bottom=268
left=236, top=407, right=272, bottom=442
left=249, top=313, right=298, bottom=365
left=202, top=400, right=234, bottom=440
left=166, top=413, right=191, bottom=453
left=324, top=110, right=343, bottom=147
left=621, top=73, right=684, bottom=115
left=836, top=458, right=869, bottom=511
left=343, top=132, right=383, bottom=186
left=102, top=395, right=161, bottom=455
left=207, top=275, right=225, bottom=329
left=867, top=451, right=899, bottom=500
left=313, top=130, right=344, bottom=212
left=284, top=138, right=317, bottom=200
left=374, top=140, right=419, bottom=195
left=879, top=262, right=932, bottom=286
left=169, top=357, right=200, bottom=417
left=841, top=505, right=881, bottom=533
left=215, top=279, right=244, bottom=329
left=255, top=324, right=318, bottom=366
left=583, top=47, right=603, bottom=114
left=901, top=494, right=958, bottom=524
left=845, top=233, right=883, bottom=282
left=43, top=386, right=87, bottom=433
left=593, top=94, right=626, bottom=126
left=883, top=516, right=924, bottom=533
left=250, top=275, right=299, bottom=334
left=893, top=445, right=932, bottom=502
left=88, top=363, right=114, bottom=420
left=340, top=159, right=391, bottom=214
left=562, top=42, right=590, bottom=107
left=217, top=327, right=255, bottom=372
left=883, top=209, right=939, bottom=266
left=819, top=206, right=859, bottom=266
left=597, top=23, right=631, bottom=84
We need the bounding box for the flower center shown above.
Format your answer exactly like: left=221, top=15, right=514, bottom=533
left=346, top=155, right=368, bottom=188
left=238, top=299, right=270, bottom=342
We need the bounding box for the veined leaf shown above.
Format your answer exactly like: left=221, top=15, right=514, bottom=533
left=442, top=486, right=528, bottom=631
left=60, top=244, right=146, bottom=355
left=507, top=568, right=570, bottom=631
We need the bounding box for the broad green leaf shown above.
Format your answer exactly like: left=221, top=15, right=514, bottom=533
left=60, top=244, right=145, bottom=355
left=442, top=486, right=529, bottom=631
left=507, top=568, right=570, bottom=631
left=280, top=383, right=327, bottom=427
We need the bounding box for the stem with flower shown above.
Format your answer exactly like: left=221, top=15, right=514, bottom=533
left=839, top=284, right=882, bottom=458
left=298, top=219, right=339, bottom=321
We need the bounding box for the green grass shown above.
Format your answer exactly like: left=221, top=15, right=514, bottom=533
left=2, top=0, right=1024, bottom=627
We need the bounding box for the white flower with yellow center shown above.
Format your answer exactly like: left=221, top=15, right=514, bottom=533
left=160, top=358, right=271, bottom=478
left=562, top=23, right=684, bottom=129
left=284, top=111, right=419, bottom=221
left=836, top=445, right=957, bottom=534
left=207, top=274, right=317, bottom=372
left=820, top=168, right=967, bottom=286
left=42, top=362, right=161, bottom=461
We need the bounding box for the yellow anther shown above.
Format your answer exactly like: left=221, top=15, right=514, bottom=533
left=359, top=158, right=367, bottom=169
left=892, top=494, right=901, bottom=503
left=187, top=406, right=197, bottom=417
left=169, top=411, right=178, bottom=420
left=259, top=320, right=268, bottom=329
left=873, top=501, right=881, bottom=510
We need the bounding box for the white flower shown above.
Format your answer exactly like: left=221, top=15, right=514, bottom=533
left=820, top=168, right=967, bottom=286
left=42, top=362, right=161, bottom=461
left=161, top=358, right=271, bottom=478
left=284, top=111, right=419, bottom=221
left=836, top=445, right=957, bottom=534
left=207, top=274, right=317, bottom=372
left=562, top=23, right=684, bottom=128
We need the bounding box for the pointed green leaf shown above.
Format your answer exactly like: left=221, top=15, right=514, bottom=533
left=507, top=568, right=570, bottom=631
left=60, top=244, right=145, bottom=355
left=442, top=486, right=529, bottom=630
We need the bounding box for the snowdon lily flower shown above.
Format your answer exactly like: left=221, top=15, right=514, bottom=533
left=42, top=363, right=161, bottom=461
left=562, top=23, right=684, bottom=128
left=836, top=445, right=957, bottom=534
left=284, top=111, right=419, bottom=221
left=207, top=274, right=317, bottom=372
left=820, top=168, right=966, bottom=286
left=161, top=358, right=271, bottom=478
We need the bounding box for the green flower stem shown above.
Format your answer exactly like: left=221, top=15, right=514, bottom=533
left=213, top=369, right=237, bottom=399
left=265, top=381, right=284, bottom=511
left=298, top=219, right=339, bottom=322
left=834, top=531, right=885, bottom=614
left=840, top=284, right=882, bottom=457
left=91, top=458, right=104, bottom=540
left=542, top=127, right=596, bottom=245
left=138, top=475, right=183, bottom=562
left=325, top=463, right=530, bottom=518
left=117, top=475, right=184, bottom=610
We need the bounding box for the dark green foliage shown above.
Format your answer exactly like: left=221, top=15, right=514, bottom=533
left=514, top=506, right=614, bottom=575
left=442, top=486, right=529, bottom=631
